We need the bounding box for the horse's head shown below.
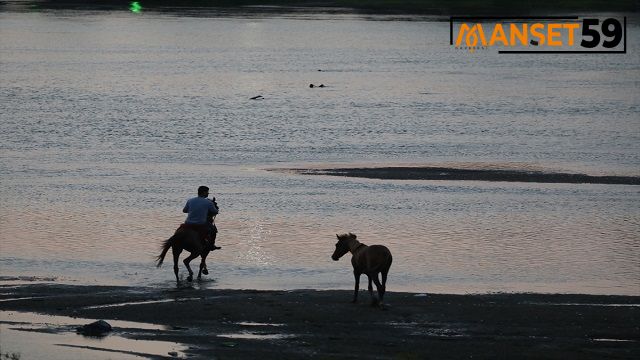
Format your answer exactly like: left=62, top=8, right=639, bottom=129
left=332, top=233, right=357, bottom=261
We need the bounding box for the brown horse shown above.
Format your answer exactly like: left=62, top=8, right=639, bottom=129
left=332, top=233, right=392, bottom=307
left=156, top=228, right=212, bottom=283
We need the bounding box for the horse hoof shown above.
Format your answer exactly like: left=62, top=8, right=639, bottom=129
left=202, top=269, right=209, bottom=275
left=187, top=275, right=193, bottom=282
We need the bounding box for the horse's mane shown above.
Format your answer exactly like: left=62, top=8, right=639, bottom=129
left=337, top=232, right=357, bottom=240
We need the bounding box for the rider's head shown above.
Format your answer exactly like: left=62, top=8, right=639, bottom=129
left=197, top=186, right=209, bottom=197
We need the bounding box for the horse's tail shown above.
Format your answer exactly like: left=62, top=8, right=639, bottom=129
left=156, top=235, right=176, bottom=268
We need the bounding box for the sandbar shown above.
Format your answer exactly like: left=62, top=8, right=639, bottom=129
left=286, top=166, right=640, bottom=185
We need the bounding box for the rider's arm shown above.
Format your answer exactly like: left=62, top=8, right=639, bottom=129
left=182, top=200, right=190, bottom=213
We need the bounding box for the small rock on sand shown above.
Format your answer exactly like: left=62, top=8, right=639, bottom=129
left=76, top=320, right=112, bottom=336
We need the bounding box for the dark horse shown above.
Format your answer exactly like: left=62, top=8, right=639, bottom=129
left=332, top=233, right=392, bottom=308
left=156, top=228, right=212, bottom=283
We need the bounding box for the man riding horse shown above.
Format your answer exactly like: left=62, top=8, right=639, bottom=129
left=157, top=186, right=221, bottom=283
left=181, top=185, right=220, bottom=251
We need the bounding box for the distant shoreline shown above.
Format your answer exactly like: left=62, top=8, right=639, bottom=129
left=282, top=166, right=640, bottom=185
left=1, top=283, right=639, bottom=359
left=12, top=0, right=640, bottom=15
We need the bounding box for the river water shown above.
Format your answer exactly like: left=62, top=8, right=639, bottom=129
left=1, top=5, right=638, bottom=295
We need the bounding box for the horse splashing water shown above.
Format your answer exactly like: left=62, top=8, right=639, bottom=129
left=332, top=233, right=392, bottom=308
left=156, top=227, right=213, bottom=284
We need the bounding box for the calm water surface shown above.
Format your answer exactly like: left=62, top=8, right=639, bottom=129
left=1, top=7, right=639, bottom=295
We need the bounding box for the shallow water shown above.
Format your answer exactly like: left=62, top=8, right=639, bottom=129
left=0, top=7, right=639, bottom=296
left=0, top=311, right=187, bottom=359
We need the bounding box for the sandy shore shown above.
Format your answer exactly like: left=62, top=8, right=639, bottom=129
left=1, top=282, right=639, bottom=359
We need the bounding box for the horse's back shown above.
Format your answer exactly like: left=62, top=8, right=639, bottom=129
left=363, top=245, right=392, bottom=272
left=368, top=244, right=391, bottom=256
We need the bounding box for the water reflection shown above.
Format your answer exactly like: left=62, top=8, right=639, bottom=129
left=218, top=332, right=295, bottom=340
left=236, top=218, right=275, bottom=267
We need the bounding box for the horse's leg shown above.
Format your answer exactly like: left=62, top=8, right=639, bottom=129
left=367, top=274, right=377, bottom=305
left=183, top=252, right=198, bottom=282
left=201, top=249, right=210, bottom=276
left=380, top=269, right=389, bottom=304
left=372, top=272, right=385, bottom=308
left=172, top=247, right=182, bottom=284
left=352, top=271, right=361, bottom=303
left=198, top=252, right=209, bottom=280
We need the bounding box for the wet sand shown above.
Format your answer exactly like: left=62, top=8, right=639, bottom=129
left=1, top=282, right=639, bottom=359
left=286, top=167, right=640, bottom=185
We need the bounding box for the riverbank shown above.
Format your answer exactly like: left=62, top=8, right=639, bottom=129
left=1, top=282, right=639, bottom=359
